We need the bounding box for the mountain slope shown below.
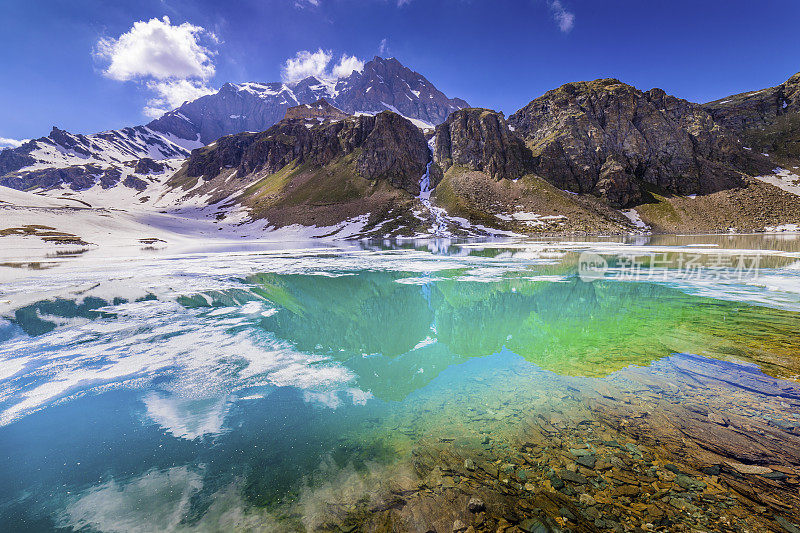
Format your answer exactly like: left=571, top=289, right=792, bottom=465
left=331, top=57, right=468, bottom=126
left=507, top=78, right=770, bottom=208
left=0, top=126, right=193, bottom=177
left=425, top=93, right=800, bottom=235
left=0, top=126, right=191, bottom=192
left=163, top=106, right=431, bottom=235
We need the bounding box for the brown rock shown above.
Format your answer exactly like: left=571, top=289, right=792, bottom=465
left=179, top=110, right=430, bottom=195
left=725, top=461, right=773, bottom=475
left=283, top=98, right=350, bottom=122
left=708, top=412, right=728, bottom=426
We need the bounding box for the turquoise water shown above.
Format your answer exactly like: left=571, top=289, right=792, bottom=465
left=1, top=237, right=800, bottom=531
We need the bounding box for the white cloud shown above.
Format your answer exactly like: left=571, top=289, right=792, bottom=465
left=96, top=16, right=216, bottom=81
left=294, top=0, right=321, bottom=7
left=331, top=54, right=365, bottom=79
left=281, top=49, right=364, bottom=84
left=378, top=38, right=388, bottom=55
left=397, top=0, right=412, bottom=6
left=95, top=17, right=219, bottom=117
left=281, top=49, right=332, bottom=83
left=0, top=137, right=24, bottom=149
left=549, top=0, right=575, bottom=33
left=143, top=79, right=217, bottom=118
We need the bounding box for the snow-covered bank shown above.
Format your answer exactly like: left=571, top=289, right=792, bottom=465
left=0, top=183, right=379, bottom=262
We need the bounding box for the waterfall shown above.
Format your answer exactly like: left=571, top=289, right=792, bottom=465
left=417, top=138, right=447, bottom=237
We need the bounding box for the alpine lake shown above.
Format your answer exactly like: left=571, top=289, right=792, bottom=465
left=2, top=235, right=800, bottom=532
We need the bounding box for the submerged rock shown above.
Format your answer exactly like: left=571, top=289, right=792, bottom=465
left=575, top=454, right=596, bottom=469
left=519, top=518, right=548, bottom=533
left=559, top=469, right=588, bottom=484
left=467, top=497, right=485, bottom=513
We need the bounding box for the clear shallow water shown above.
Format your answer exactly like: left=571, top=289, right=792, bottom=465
left=1, top=236, right=800, bottom=531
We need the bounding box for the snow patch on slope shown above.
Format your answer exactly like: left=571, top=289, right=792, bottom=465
left=622, top=209, right=650, bottom=232
left=495, top=212, right=567, bottom=228
left=755, top=168, right=800, bottom=196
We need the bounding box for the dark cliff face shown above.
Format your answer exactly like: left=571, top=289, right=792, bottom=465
left=355, top=112, right=431, bottom=192
left=181, top=111, right=430, bottom=195
left=0, top=142, right=37, bottom=177
left=508, top=79, right=764, bottom=207
left=433, top=108, right=532, bottom=181
left=705, top=72, right=800, bottom=161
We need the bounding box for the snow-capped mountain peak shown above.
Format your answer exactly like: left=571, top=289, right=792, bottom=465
left=0, top=56, right=467, bottom=195
left=144, top=56, right=467, bottom=146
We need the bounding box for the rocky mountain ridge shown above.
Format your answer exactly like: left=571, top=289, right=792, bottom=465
left=507, top=78, right=770, bottom=207
left=0, top=56, right=466, bottom=195
left=3, top=67, right=800, bottom=243
left=147, top=56, right=467, bottom=146
left=704, top=72, right=800, bottom=163
left=173, top=106, right=429, bottom=198
left=0, top=126, right=191, bottom=192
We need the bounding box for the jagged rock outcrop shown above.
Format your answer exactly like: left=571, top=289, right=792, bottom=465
left=0, top=143, right=36, bottom=177
left=354, top=112, right=431, bottom=192
left=508, top=79, right=765, bottom=207
left=283, top=99, right=350, bottom=122
left=433, top=108, right=532, bottom=181
left=181, top=111, right=430, bottom=195
left=705, top=72, right=800, bottom=160
left=133, top=158, right=166, bottom=175
left=593, top=154, right=642, bottom=208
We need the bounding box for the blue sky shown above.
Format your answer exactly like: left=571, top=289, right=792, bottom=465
left=1, top=0, right=799, bottom=144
